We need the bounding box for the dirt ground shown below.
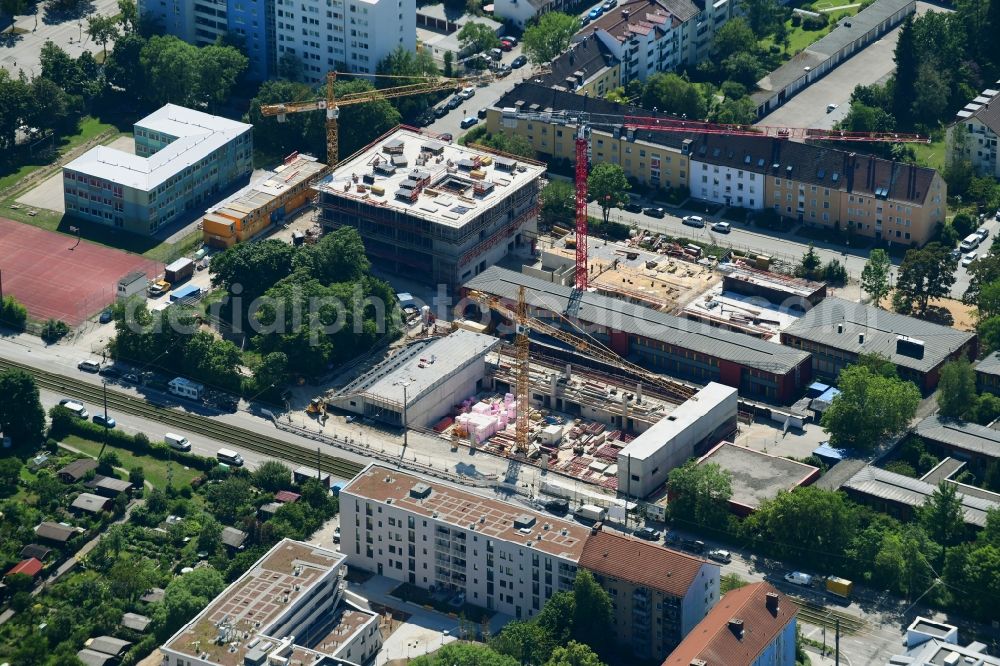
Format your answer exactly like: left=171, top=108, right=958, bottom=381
left=928, top=297, right=977, bottom=330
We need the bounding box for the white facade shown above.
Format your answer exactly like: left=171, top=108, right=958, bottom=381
left=275, top=0, right=416, bottom=80
left=493, top=0, right=573, bottom=29
left=341, top=464, right=590, bottom=621
left=617, top=382, right=738, bottom=497
left=947, top=81, right=1000, bottom=180
left=690, top=158, right=764, bottom=209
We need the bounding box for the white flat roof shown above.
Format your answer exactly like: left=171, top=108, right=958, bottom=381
left=316, top=127, right=545, bottom=229
left=64, top=104, right=251, bottom=192
left=619, top=383, right=738, bottom=462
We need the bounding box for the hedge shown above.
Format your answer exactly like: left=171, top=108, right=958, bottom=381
left=48, top=406, right=216, bottom=472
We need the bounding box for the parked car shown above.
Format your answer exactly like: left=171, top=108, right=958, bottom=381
left=123, top=372, right=140, bottom=384
left=642, top=206, right=665, bottom=218
left=78, top=359, right=101, bottom=373
left=682, top=215, right=706, bottom=228
left=951, top=247, right=963, bottom=260
left=784, top=571, right=814, bottom=587
left=92, top=414, right=117, bottom=429
left=634, top=527, right=662, bottom=541
left=602, top=0, right=617, bottom=10
left=580, top=14, right=591, bottom=26
left=333, top=527, right=341, bottom=543
left=446, top=96, right=462, bottom=109
left=99, top=309, right=113, bottom=324
left=433, top=106, right=448, bottom=119
left=624, top=201, right=643, bottom=213
left=545, top=498, right=570, bottom=514
left=501, top=35, right=519, bottom=46
left=682, top=538, right=706, bottom=553
left=477, top=108, right=488, bottom=119
left=707, top=549, right=732, bottom=563
left=977, top=227, right=990, bottom=241
left=494, top=63, right=512, bottom=76
left=711, top=221, right=732, bottom=233
left=438, top=133, right=453, bottom=142
left=588, top=6, right=603, bottom=19
left=488, top=47, right=503, bottom=61
left=963, top=252, right=979, bottom=267
left=98, top=366, right=121, bottom=379
left=826, top=103, right=839, bottom=113
left=500, top=39, right=513, bottom=51
left=511, top=55, right=528, bottom=69
left=460, top=116, right=478, bottom=129
left=459, top=86, right=475, bottom=100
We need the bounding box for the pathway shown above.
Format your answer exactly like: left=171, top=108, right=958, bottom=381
left=818, top=3, right=860, bottom=11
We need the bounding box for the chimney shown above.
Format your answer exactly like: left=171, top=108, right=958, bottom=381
left=728, top=618, right=744, bottom=638
left=622, top=8, right=630, bottom=18
left=858, top=333, right=865, bottom=345
left=591, top=522, right=603, bottom=535
left=765, top=592, right=780, bottom=614
left=636, top=382, right=643, bottom=403
left=837, top=323, right=843, bottom=334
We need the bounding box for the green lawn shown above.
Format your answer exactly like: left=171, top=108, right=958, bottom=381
left=0, top=117, right=118, bottom=192
left=810, top=0, right=860, bottom=10
left=761, top=10, right=860, bottom=57
left=912, top=138, right=947, bottom=173
left=60, top=435, right=202, bottom=489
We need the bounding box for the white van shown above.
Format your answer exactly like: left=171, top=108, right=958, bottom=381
left=960, top=234, right=981, bottom=252
left=62, top=401, right=89, bottom=419
left=77, top=359, right=101, bottom=373
left=216, top=448, right=244, bottom=467
left=165, top=433, right=191, bottom=452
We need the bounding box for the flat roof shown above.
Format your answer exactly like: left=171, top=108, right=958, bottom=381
left=914, top=415, right=1000, bottom=460
left=721, top=263, right=826, bottom=300
left=207, top=156, right=326, bottom=220
left=782, top=297, right=975, bottom=374
left=466, top=266, right=811, bottom=375
left=619, top=383, right=736, bottom=462
left=338, top=329, right=499, bottom=409
left=342, top=464, right=591, bottom=561
left=64, top=104, right=250, bottom=192
left=909, top=618, right=955, bottom=638
left=697, top=443, right=819, bottom=511
left=844, top=465, right=997, bottom=527
left=315, top=127, right=545, bottom=229
left=165, top=540, right=348, bottom=666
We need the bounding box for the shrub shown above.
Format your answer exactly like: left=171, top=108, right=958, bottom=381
left=885, top=460, right=917, bottom=477
left=40, top=319, right=70, bottom=343
left=790, top=14, right=802, bottom=26
left=802, top=14, right=828, bottom=30
left=0, top=296, right=28, bottom=331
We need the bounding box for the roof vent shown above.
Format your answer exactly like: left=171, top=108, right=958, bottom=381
left=729, top=618, right=744, bottom=638
left=690, top=661, right=707, bottom=666
left=514, top=514, right=536, bottom=530
left=409, top=483, right=432, bottom=500
left=858, top=333, right=865, bottom=345
left=766, top=592, right=780, bottom=613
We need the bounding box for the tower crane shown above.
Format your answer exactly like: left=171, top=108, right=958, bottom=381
left=259, top=71, right=493, bottom=167
left=468, top=286, right=696, bottom=454
left=513, top=110, right=930, bottom=291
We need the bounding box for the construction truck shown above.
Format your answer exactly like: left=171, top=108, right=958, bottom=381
left=147, top=279, right=170, bottom=297
left=825, top=576, right=853, bottom=599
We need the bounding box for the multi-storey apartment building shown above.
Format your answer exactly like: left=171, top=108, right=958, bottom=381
left=536, top=34, right=622, bottom=98
left=580, top=530, right=720, bottom=659
left=340, top=464, right=590, bottom=620
left=140, top=0, right=412, bottom=81
left=62, top=104, right=252, bottom=236
left=947, top=80, right=1000, bottom=180
left=316, top=127, right=545, bottom=287
left=493, top=0, right=575, bottom=30
left=160, top=539, right=382, bottom=666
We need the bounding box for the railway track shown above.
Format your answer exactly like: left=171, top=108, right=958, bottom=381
left=0, top=357, right=364, bottom=480
left=789, top=597, right=867, bottom=635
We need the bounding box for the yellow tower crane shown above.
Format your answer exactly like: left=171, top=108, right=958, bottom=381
left=258, top=71, right=493, bottom=167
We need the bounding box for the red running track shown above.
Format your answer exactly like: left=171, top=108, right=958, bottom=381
left=0, top=217, right=162, bottom=326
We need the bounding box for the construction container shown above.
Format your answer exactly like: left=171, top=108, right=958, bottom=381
left=825, top=576, right=853, bottom=599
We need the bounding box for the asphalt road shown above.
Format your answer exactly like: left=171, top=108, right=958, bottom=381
left=594, top=199, right=998, bottom=300
left=1, top=0, right=119, bottom=79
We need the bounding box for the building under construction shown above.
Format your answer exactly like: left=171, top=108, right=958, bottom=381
left=464, top=266, right=813, bottom=404
left=315, top=128, right=546, bottom=287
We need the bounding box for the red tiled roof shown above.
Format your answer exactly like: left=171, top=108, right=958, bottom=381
left=7, top=557, right=43, bottom=578
left=274, top=490, right=301, bottom=503
left=662, top=582, right=797, bottom=666
left=579, top=530, right=709, bottom=597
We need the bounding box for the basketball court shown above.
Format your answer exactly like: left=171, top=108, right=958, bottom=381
left=0, top=217, right=162, bottom=326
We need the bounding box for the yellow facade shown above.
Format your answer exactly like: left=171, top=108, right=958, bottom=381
left=575, top=63, right=622, bottom=98
left=764, top=176, right=844, bottom=231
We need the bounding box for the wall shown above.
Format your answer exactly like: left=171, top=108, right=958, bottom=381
left=751, top=617, right=797, bottom=666
left=947, top=119, right=1000, bottom=180
left=690, top=159, right=764, bottom=209
left=680, top=562, right=720, bottom=637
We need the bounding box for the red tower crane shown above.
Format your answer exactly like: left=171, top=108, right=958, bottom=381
left=555, top=111, right=930, bottom=290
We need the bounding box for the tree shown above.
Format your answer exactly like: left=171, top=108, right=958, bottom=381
left=712, top=17, right=757, bottom=62
left=278, top=52, right=303, bottom=81
left=861, top=248, right=892, bottom=308
left=152, top=566, right=225, bottom=640
left=857, top=352, right=898, bottom=379
left=937, top=360, right=976, bottom=419
left=746, top=487, right=858, bottom=570
left=86, top=14, right=120, bottom=60
left=0, top=294, right=28, bottom=330
left=297, top=226, right=370, bottom=283
left=197, top=514, right=223, bottom=553
left=795, top=244, right=821, bottom=279
left=140, top=35, right=201, bottom=106
left=253, top=460, right=292, bottom=492
left=0, top=457, right=20, bottom=497
left=891, top=16, right=918, bottom=123
left=540, top=180, right=575, bottom=228
left=105, top=32, right=146, bottom=96
left=571, top=570, right=613, bottom=649
left=722, top=52, right=764, bottom=88
left=893, top=243, right=957, bottom=316
left=458, top=22, right=500, bottom=53
left=535, top=591, right=574, bottom=644
left=821, top=364, right=920, bottom=452
left=246, top=79, right=327, bottom=159
left=743, top=0, right=784, bottom=38
left=197, top=44, right=249, bottom=110
left=0, top=0, right=27, bottom=28
left=490, top=621, right=554, bottom=664
left=410, top=643, right=518, bottom=666
left=375, top=46, right=438, bottom=119
left=587, top=163, right=630, bottom=225
left=523, top=13, right=580, bottom=64
left=910, top=61, right=950, bottom=123
left=666, top=461, right=732, bottom=529
left=117, top=0, right=139, bottom=32
left=205, top=477, right=253, bottom=523
left=979, top=316, right=1000, bottom=355
left=712, top=97, right=757, bottom=124
left=920, top=481, right=966, bottom=547
left=641, top=73, right=707, bottom=119
left=443, top=51, right=454, bottom=77
left=0, top=369, right=46, bottom=446
left=129, top=466, right=145, bottom=488
left=840, top=101, right=897, bottom=134
left=545, top=642, right=606, bottom=666
left=0, top=70, right=31, bottom=150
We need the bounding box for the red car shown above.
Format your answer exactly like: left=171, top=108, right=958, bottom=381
left=500, top=39, right=513, bottom=51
